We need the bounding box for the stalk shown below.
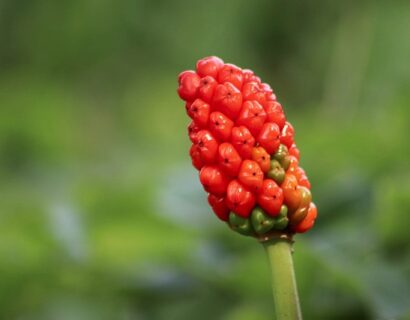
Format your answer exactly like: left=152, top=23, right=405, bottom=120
left=262, top=237, right=302, bottom=320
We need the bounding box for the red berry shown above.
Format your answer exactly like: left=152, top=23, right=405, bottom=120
left=264, top=101, right=285, bottom=129
left=213, top=82, right=243, bottom=120
left=243, top=72, right=261, bottom=84
left=257, top=122, right=280, bottom=154
left=189, top=144, right=204, bottom=170
left=199, top=166, right=229, bottom=196
left=209, top=111, right=234, bottom=142
left=178, top=70, right=193, bottom=83
left=266, top=93, right=277, bottom=101
left=298, top=175, right=311, bottom=190
left=217, top=63, right=243, bottom=90
left=288, top=143, right=300, bottom=160
left=177, top=71, right=200, bottom=101
left=251, top=147, right=271, bottom=173
left=293, top=203, right=317, bottom=233
left=186, top=99, right=210, bottom=128
left=293, top=166, right=305, bottom=179
left=242, top=69, right=255, bottom=83
left=226, top=180, right=255, bottom=218
left=236, top=100, right=267, bottom=136
left=238, top=160, right=264, bottom=192
left=260, top=83, right=273, bottom=95
left=208, top=194, right=230, bottom=221
left=231, top=126, right=256, bottom=159
left=198, top=76, right=218, bottom=103
left=187, top=121, right=201, bottom=143
left=257, top=179, right=284, bottom=216
left=280, top=121, right=295, bottom=148
left=294, top=167, right=311, bottom=189
left=217, top=142, right=242, bottom=177
left=196, top=56, right=224, bottom=78
left=242, top=81, right=266, bottom=105
left=195, top=130, right=219, bottom=164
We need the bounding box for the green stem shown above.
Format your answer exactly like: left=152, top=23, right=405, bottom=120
left=263, top=238, right=302, bottom=320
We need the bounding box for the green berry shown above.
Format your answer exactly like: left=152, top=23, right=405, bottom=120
left=229, top=212, right=252, bottom=235
left=299, top=186, right=312, bottom=208
left=251, top=206, right=275, bottom=235
left=278, top=204, right=288, bottom=219
left=267, top=159, right=285, bottom=184
left=273, top=216, right=289, bottom=230
left=272, top=145, right=291, bottom=170
left=281, top=155, right=291, bottom=171
left=273, top=144, right=288, bottom=161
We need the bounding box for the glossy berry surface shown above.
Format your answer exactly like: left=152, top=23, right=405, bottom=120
left=178, top=56, right=317, bottom=237
left=226, top=180, right=255, bottom=218
left=177, top=71, right=200, bottom=101
left=238, top=160, right=264, bottom=193
left=198, top=76, right=217, bottom=103
left=236, top=100, right=267, bottom=136
left=186, top=99, right=210, bottom=128
left=231, top=126, right=255, bottom=159
left=257, top=179, right=284, bottom=216
left=251, top=147, right=270, bottom=173
left=208, top=194, right=230, bottom=221
left=196, top=56, right=224, bottom=78
left=195, top=130, right=218, bottom=164
left=199, top=166, right=229, bottom=196
left=217, top=142, right=242, bottom=177
left=209, top=111, right=234, bottom=142
left=213, top=82, right=243, bottom=120
left=257, top=122, right=280, bottom=154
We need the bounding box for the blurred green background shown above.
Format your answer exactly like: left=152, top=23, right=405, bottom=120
left=1, top=1, right=410, bottom=319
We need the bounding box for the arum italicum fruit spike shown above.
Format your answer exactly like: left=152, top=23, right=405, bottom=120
left=178, top=56, right=318, bottom=320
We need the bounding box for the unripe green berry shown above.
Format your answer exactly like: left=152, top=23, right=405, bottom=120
left=267, top=159, right=285, bottom=184
left=273, top=216, right=289, bottom=230
left=251, top=206, right=275, bottom=235
left=229, top=212, right=252, bottom=235
left=278, top=204, right=288, bottom=219
left=281, top=155, right=291, bottom=171
left=273, top=144, right=288, bottom=161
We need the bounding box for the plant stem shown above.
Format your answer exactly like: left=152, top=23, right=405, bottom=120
left=263, top=237, right=302, bottom=320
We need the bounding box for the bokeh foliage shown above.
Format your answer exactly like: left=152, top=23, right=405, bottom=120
left=0, top=0, right=409, bottom=319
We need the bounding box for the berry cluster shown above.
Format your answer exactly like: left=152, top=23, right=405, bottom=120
left=178, top=56, right=317, bottom=237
